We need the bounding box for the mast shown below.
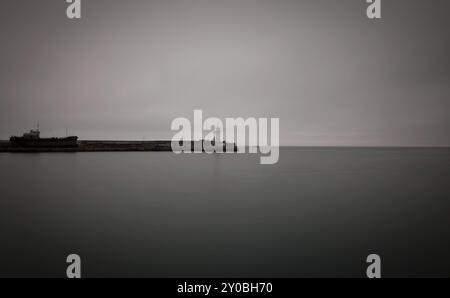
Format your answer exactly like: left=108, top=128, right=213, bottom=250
left=214, top=127, right=221, bottom=143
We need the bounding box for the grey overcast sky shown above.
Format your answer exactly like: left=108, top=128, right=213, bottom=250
left=0, top=0, right=449, bottom=145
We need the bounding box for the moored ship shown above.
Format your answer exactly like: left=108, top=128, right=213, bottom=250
left=9, top=127, right=78, bottom=148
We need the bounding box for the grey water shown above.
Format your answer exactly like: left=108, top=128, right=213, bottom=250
left=1, top=147, right=450, bottom=278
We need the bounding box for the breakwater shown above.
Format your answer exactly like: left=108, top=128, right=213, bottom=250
left=0, top=140, right=237, bottom=152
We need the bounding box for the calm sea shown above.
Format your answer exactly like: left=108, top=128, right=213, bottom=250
left=1, top=148, right=450, bottom=277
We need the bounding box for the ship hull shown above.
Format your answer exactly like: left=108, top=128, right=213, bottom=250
left=9, top=136, right=79, bottom=148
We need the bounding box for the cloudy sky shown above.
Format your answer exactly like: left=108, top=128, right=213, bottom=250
left=0, top=0, right=449, bottom=145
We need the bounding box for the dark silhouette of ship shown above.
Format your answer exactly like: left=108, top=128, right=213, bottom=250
left=9, top=126, right=78, bottom=148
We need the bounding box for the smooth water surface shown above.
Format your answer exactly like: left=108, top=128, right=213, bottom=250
left=1, top=148, right=450, bottom=277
